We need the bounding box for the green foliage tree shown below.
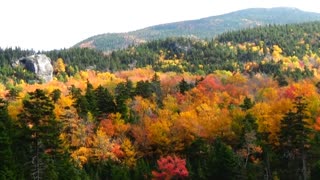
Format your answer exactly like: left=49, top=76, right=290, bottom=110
left=207, top=139, right=240, bottom=180
left=94, top=85, right=116, bottom=116
left=240, top=96, right=255, bottom=111
left=132, top=159, right=152, bottom=180
left=85, top=80, right=98, bottom=116
left=179, top=78, right=193, bottom=94
left=278, top=96, right=312, bottom=180
left=18, top=89, right=61, bottom=179
left=0, top=99, right=16, bottom=179
left=115, top=80, right=134, bottom=121
left=151, top=73, right=163, bottom=107
left=135, top=80, right=152, bottom=98
left=51, top=89, right=62, bottom=103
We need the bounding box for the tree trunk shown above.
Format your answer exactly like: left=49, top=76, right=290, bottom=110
left=264, top=151, right=272, bottom=180
left=302, top=150, right=307, bottom=180
left=32, top=135, right=41, bottom=180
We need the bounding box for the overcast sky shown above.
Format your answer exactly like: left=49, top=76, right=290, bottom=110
left=1, top=0, right=319, bottom=51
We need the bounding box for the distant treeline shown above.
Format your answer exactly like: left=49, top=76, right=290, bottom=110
left=0, top=21, right=320, bottom=83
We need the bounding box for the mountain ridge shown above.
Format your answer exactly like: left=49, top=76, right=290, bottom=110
left=75, top=7, right=320, bottom=52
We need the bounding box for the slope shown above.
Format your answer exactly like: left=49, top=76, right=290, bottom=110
left=74, top=7, right=320, bottom=52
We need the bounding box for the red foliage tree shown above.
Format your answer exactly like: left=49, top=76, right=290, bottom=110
left=152, top=155, right=189, bottom=180
left=196, top=75, right=224, bottom=93
left=282, top=85, right=297, bottom=99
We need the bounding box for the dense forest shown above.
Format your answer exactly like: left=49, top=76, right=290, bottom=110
left=1, top=21, right=320, bottom=179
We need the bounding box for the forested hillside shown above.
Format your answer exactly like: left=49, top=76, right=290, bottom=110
left=2, top=21, right=320, bottom=82
left=51, top=21, right=320, bottom=82
left=75, top=7, right=320, bottom=52
left=1, top=21, right=320, bottom=179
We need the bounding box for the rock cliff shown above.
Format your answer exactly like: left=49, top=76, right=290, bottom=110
left=14, top=54, right=53, bottom=82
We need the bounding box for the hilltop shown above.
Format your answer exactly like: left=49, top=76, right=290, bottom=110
left=74, top=7, right=320, bottom=52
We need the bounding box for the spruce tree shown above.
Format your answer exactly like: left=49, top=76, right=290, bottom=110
left=207, top=139, right=240, bottom=180
left=179, top=78, right=192, bottom=94
left=0, top=99, right=16, bottom=179
left=18, top=89, right=60, bottom=179
left=95, top=85, right=116, bottom=116
left=279, top=96, right=312, bottom=180
left=115, top=82, right=131, bottom=120
left=85, top=80, right=98, bottom=116
left=135, top=80, right=152, bottom=98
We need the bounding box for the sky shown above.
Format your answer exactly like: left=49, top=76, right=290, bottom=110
left=1, top=0, right=319, bottom=51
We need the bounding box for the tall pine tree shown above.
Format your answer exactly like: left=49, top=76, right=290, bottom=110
left=18, top=89, right=61, bottom=179
left=279, top=96, right=312, bottom=180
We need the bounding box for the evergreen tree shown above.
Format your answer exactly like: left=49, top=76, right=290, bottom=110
left=278, top=96, right=312, bottom=180
left=74, top=95, right=90, bottom=118
left=275, top=74, right=289, bottom=87
left=240, top=96, right=255, bottom=111
left=18, top=89, right=61, bottom=180
left=207, top=139, right=240, bottom=180
left=95, top=85, right=116, bottom=116
left=0, top=99, right=16, bottom=179
left=151, top=73, right=163, bottom=107
left=115, top=82, right=133, bottom=121
left=179, top=78, right=193, bottom=94
left=125, top=79, right=135, bottom=98
left=85, top=80, right=98, bottom=116
left=69, top=85, right=90, bottom=118
left=135, top=80, right=152, bottom=98
left=51, top=89, right=62, bottom=103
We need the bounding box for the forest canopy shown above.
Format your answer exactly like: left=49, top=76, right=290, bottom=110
left=1, top=21, right=320, bottom=179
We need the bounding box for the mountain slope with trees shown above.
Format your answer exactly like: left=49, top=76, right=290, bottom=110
left=1, top=21, right=320, bottom=84
left=74, top=7, right=320, bottom=52
left=2, top=18, right=320, bottom=179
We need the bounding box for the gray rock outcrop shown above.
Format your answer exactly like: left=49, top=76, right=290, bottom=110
left=13, top=54, right=53, bottom=82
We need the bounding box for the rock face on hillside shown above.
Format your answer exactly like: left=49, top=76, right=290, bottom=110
left=14, top=54, right=53, bottom=82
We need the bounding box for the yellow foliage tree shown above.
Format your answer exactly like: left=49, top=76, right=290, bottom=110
left=54, top=58, right=66, bottom=73
left=93, top=129, right=118, bottom=162
left=121, top=138, right=137, bottom=168
left=54, top=95, right=74, bottom=119
left=272, top=45, right=283, bottom=63
left=71, top=147, right=92, bottom=168
left=109, top=113, right=129, bottom=138
left=250, top=99, right=292, bottom=145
